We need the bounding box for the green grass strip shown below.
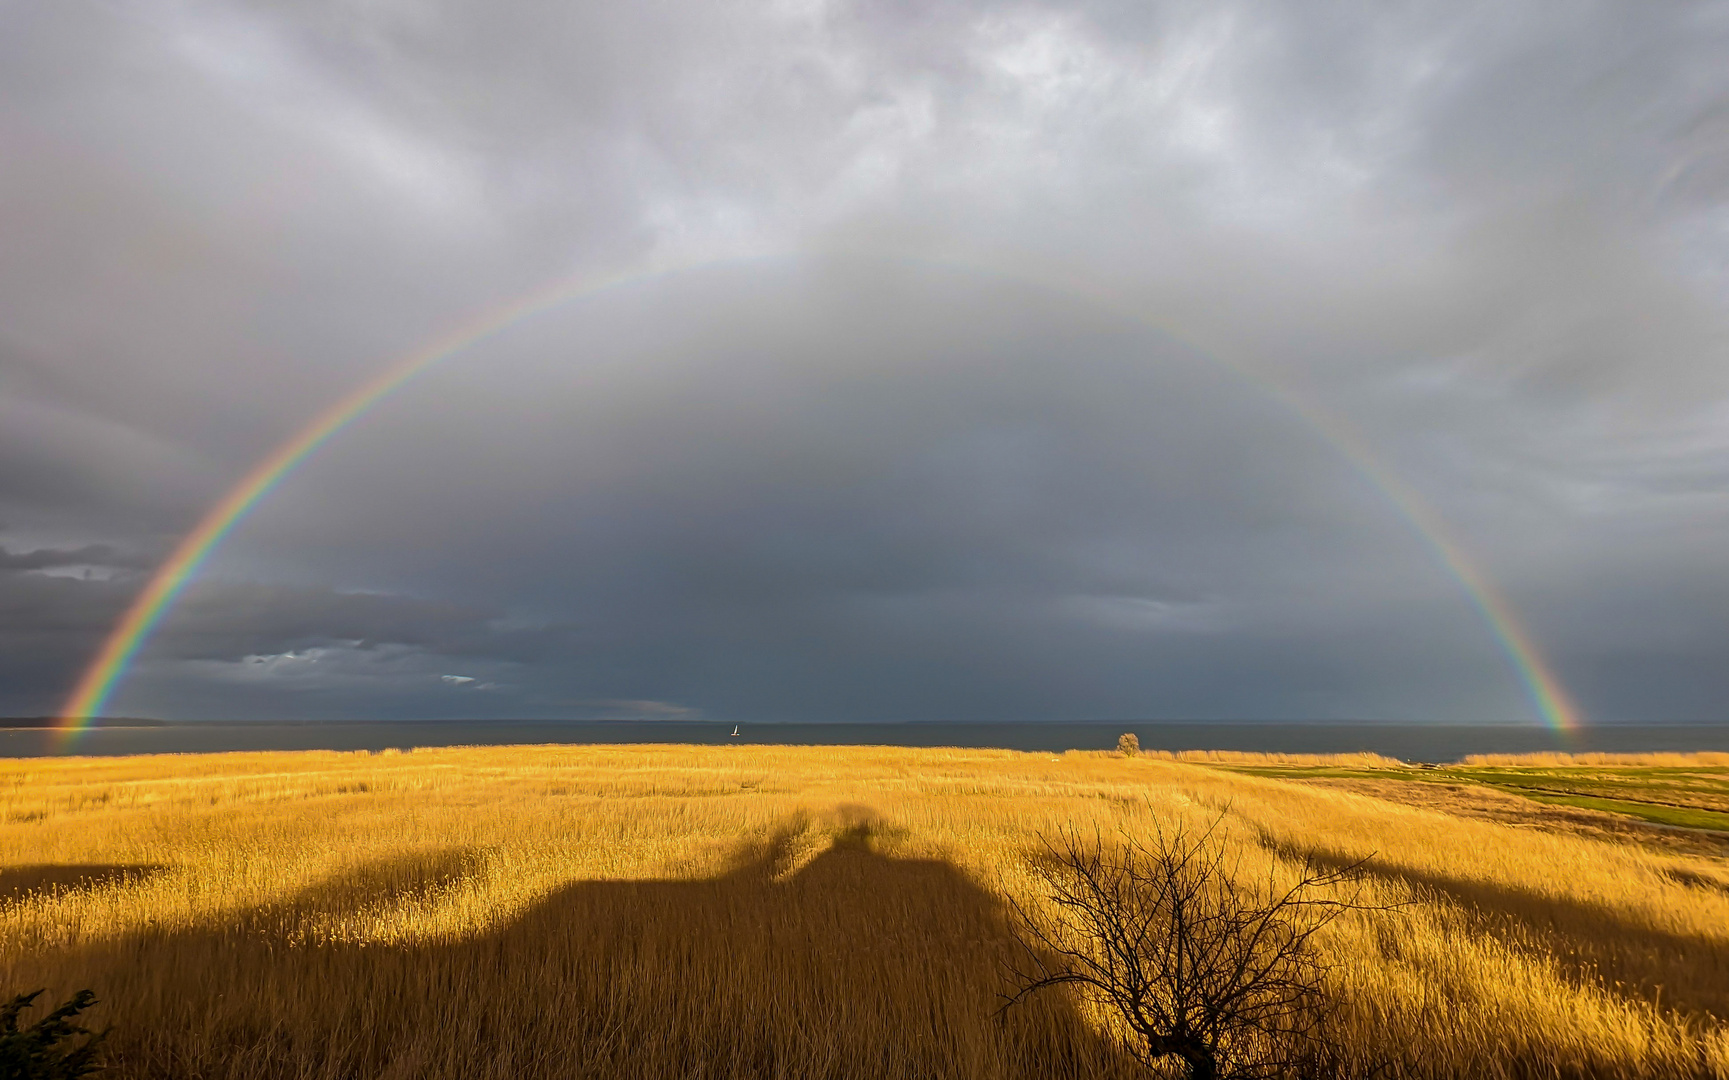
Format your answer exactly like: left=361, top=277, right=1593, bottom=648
left=1207, top=763, right=1729, bottom=832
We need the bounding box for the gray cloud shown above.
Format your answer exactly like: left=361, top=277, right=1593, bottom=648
left=0, top=543, right=149, bottom=573
left=3, top=0, right=1726, bottom=723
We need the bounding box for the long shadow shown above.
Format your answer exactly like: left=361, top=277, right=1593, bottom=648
left=245, top=847, right=484, bottom=926
left=1278, top=841, right=1729, bottom=1021
left=46, top=820, right=1141, bottom=1080
left=0, top=864, right=166, bottom=901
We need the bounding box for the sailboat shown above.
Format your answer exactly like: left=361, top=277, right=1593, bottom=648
left=730, top=725, right=740, bottom=737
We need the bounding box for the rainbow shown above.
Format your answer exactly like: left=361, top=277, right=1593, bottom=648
left=56, top=262, right=669, bottom=743
left=1268, top=401, right=1582, bottom=734
left=56, top=255, right=1583, bottom=745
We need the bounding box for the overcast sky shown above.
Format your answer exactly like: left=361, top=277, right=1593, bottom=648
left=3, top=0, right=1727, bottom=724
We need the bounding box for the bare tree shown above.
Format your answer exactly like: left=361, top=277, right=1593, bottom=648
left=1001, top=815, right=1374, bottom=1080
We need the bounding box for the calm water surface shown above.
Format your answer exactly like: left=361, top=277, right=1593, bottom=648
left=8, top=721, right=1729, bottom=761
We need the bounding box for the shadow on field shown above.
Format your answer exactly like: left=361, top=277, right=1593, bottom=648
left=0, top=864, right=166, bottom=901
left=59, top=816, right=1137, bottom=1080
left=260, top=847, right=486, bottom=919
left=1293, top=846, right=1729, bottom=1021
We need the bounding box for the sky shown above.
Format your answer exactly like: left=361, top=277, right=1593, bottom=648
left=3, top=0, right=1728, bottom=725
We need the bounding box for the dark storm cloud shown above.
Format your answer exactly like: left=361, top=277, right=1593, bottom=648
left=3, top=0, right=1726, bottom=722
left=0, top=567, right=136, bottom=715
left=151, top=581, right=516, bottom=660
left=0, top=543, right=149, bottom=573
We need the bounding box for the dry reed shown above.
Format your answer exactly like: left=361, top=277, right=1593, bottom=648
left=2, top=744, right=1724, bottom=1079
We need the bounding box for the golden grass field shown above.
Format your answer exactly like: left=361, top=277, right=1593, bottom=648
left=3, top=743, right=1727, bottom=1079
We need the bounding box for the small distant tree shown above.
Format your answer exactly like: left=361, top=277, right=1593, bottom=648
left=1002, top=816, right=1374, bottom=1080
left=1117, top=732, right=1141, bottom=757
left=1, top=990, right=106, bottom=1080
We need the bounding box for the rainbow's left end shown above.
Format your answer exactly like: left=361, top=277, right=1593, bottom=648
left=54, top=674, right=109, bottom=752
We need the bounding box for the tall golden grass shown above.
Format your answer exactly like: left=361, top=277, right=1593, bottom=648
left=1144, top=750, right=1411, bottom=767
left=2, top=743, right=1725, bottom=1079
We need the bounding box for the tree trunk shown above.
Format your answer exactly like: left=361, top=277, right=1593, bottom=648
left=1182, top=1045, right=1218, bottom=1080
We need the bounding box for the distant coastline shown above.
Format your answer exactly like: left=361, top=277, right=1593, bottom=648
left=8, top=718, right=1729, bottom=760
left=0, top=715, right=166, bottom=728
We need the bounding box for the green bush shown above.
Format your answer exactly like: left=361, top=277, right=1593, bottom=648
left=1, top=991, right=106, bottom=1080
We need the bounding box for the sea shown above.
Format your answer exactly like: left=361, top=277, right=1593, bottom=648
left=7, top=720, right=1729, bottom=762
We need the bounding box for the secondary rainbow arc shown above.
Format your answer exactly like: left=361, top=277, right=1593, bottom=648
left=56, top=255, right=1583, bottom=745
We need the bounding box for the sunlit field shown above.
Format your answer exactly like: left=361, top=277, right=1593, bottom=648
left=4, top=744, right=1727, bottom=1079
